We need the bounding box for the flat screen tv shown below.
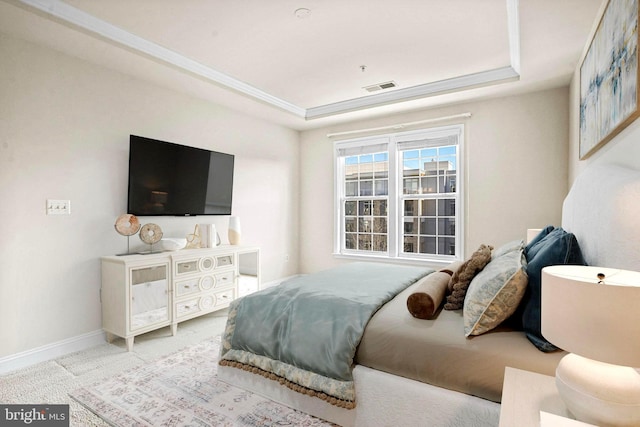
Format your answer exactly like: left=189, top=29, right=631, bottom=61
left=127, top=135, right=234, bottom=216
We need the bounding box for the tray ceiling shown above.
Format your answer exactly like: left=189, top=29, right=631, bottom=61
left=1, top=0, right=603, bottom=129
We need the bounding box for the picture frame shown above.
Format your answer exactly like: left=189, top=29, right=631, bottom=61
left=579, top=0, right=640, bottom=159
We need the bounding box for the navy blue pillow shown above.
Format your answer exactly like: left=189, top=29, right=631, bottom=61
left=524, top=225, right=555, bottom=256
left=521, top=228, right=586, bottom=352
left=503, top=225, right=556, bottom=330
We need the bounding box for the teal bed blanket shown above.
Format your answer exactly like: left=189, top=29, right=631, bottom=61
left=219, top=262, right=433, bottom=408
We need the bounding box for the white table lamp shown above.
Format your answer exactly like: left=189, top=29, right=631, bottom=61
left=542, top=265, right=640, bottom=426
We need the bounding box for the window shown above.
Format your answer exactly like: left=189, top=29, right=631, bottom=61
left=334, top=125, right=463, bottom=263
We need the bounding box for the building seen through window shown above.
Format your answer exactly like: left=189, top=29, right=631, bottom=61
left=335, top=125, right=463, bottom=262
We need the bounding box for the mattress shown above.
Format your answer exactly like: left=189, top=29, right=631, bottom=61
left=356, top=279, right=566, bottom=403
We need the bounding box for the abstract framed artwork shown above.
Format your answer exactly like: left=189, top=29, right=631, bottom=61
left=579, top=0, right=640, bottom=159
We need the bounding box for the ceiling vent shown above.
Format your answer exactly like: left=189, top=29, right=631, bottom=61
left=363, top=81, right=398, bottom=93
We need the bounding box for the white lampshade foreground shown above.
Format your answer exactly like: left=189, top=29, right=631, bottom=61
left=542, top=265, right=640, bottom=368
left=542, top=265, right=640, bottom=426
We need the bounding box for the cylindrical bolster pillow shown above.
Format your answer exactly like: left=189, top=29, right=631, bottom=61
left=406, top=270, right=454, bottom=319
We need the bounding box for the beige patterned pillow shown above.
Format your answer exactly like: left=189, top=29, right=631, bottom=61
left=463, top=248, right=528, bottom=336
left=491, top=239, right=524, bottom=259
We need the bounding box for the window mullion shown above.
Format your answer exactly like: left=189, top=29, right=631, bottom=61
left=388, top=142, right=398, bottom=258
left=335, top=155, right=345, bottom=254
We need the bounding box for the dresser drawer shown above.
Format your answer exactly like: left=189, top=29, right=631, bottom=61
left=175, top=298, right=200, bottom=319
left=176, top=260, right=199, bottom=275
left=175, top=256, right=216, bottom=275
left=214, top=271, right=235, bottom=289
left=214, top=288, right=235, bottom=308
left=215, top=254, right=234, bottom=268
left=199, top=275, right=215, bottom=291
left=174, top=253, right=235, bottom=277
left=174, top=291, right=232, bottom=320
left=175, top=278, right=200, bottom=297
left=198, top=294, right=216, bottom=311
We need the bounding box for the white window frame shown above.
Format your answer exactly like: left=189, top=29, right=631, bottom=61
left=333, top=124, right=464, bottom=265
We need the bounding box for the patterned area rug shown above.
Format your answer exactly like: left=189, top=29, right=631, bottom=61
left=70, top=337, right=334, bottom=426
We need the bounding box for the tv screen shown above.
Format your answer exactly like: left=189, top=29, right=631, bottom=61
left=127, top=135, right=234, bottom=216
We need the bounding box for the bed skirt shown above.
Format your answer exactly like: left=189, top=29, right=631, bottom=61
left=218, top=363, right=500, bottom=427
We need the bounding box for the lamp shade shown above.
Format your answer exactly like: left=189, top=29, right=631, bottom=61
left=541, top=265, right=640, bottom=368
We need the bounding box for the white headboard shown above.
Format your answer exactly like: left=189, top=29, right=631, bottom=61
left=562, top=163, right=640, bottom=271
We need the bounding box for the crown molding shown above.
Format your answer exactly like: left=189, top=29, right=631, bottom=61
left=15, top=0, right=521, bottom=121
left=306, top=66, right=519, bottom=119
left=507, top=0, right=521, bottom=74
left=14, top=0, right=307, bottom=118
left=306, top=0, right=521, bottom=119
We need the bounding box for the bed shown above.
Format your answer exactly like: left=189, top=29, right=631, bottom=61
left=218, top=163, right=640, bottom=427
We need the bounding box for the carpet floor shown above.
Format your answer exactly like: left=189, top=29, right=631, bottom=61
left=0, top=310, right=234, bottom=426
left=70, top=336, right=333, bottom=426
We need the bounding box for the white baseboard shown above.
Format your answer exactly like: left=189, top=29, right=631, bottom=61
left=0, top=329, right=106, bottom=375
left=0, top=276, right=298, bottom=375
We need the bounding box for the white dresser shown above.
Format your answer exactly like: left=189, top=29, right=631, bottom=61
left=101, top=245, right=259, bottom=350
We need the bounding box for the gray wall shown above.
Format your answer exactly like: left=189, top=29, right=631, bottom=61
left=0, top=33, right=300, bottom=358
left=299, top=88, right=570, bottom=273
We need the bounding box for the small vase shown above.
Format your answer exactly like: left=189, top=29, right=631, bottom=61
left=228, top=216, right=241, bottom=245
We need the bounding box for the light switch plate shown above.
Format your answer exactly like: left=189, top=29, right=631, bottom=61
left=47, top=199, right=71, bottom=215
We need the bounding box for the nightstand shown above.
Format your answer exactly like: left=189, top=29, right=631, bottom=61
left=499, top=367, right=577, bottom=427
